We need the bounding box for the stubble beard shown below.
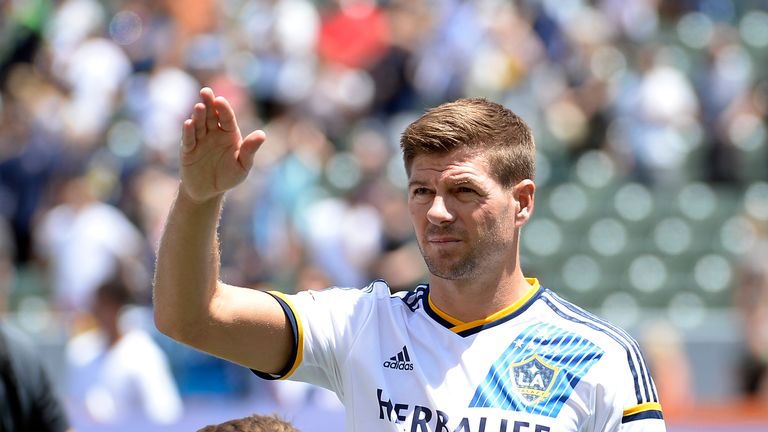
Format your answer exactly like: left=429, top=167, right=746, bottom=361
left=419, top=224, right=507, bottom=281
left=422, top=247, right=479, bottom=280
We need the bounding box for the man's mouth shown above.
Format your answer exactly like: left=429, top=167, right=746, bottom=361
left=427, top=237, right=461, bottom=243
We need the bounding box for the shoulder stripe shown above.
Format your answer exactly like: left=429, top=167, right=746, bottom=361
left=543, top=291, right=658, bottom=403
left=542, top=291, right=658, bottom=403
left=622, top=402, right=664, bottom=423
left=540, top=292, right=647, bottom=404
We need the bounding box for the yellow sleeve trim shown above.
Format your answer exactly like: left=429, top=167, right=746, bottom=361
left=623, top=402, right=663, bottom=417
left=268, top=291, right=304, bottom=380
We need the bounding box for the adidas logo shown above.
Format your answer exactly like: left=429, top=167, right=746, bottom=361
left=383, top=346, right=414, bottom=371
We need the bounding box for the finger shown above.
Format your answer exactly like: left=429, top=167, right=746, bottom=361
left=192, top=103, right=206, bottom=139
left=237, top=130, right=267, bottom=171
left=200, top=88, right=219, bottom=132
left=181, top=119, right=196, bottom=153
left=213, top=96, right=237, bottom=133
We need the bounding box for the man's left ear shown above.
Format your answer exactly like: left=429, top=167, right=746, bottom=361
left=512, top=180, right=535, bottom=227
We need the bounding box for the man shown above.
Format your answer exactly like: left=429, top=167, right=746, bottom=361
left=66, top=274, right=183, bottom=425
left=154, top=88, right=666, bottom=431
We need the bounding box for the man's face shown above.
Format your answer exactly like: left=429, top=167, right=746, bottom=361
left=407, top=148, right=522, bottom=281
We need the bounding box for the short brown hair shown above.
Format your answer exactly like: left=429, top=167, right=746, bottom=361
left=400, top=98, right=535, bottom=187
left=196, top=414, right=299, bottom=432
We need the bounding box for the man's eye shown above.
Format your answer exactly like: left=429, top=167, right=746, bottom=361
left=413, top=187, right=431, bottom=195
left=457, top=187, right=476, bottom=194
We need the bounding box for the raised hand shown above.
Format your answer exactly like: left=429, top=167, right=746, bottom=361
left=179, top=87, right=266, bottom=203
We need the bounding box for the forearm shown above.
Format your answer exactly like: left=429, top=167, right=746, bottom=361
left=152, top=89, right=289, bottom=370
left=153, top=185, right=225, bottom=340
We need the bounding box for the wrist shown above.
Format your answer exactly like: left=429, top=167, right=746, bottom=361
left=177, top=183, right=225, bottom=207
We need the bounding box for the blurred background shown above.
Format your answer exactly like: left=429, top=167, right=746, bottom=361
left=1, top=0, right=767, bottom=430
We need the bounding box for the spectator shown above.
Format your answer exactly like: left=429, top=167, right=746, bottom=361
left=0, top=323, right=71, bottom=432
left=65, top=272, right=183, bottom=426
left=35, top=172, right=148, bottom=313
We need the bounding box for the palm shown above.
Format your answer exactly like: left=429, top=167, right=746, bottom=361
left=179, top=88, right=265, bottom=203
left=181, top=120, right=245, bottom=199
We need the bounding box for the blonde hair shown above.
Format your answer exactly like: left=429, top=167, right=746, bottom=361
left=197, top=414, right=299, bottom=432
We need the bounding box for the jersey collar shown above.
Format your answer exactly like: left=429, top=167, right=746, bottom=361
left=423, top=278, right=542, bottom=337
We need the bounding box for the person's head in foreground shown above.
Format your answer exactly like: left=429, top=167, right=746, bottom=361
left=196, top=414, right=298, bottom=432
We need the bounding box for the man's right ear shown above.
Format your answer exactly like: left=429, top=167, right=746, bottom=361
left=513, top=180, right=535, bottom=228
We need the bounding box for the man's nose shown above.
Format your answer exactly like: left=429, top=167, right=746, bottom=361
left=426, top=195, right=454, bottom=225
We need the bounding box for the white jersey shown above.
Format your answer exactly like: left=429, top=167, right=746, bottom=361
left=253, top=278, right=665, bottom=432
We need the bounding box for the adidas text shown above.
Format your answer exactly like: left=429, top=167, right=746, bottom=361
left=383, top=360, right=414, bottom=370
left=384, top=346, right=414, bottom=370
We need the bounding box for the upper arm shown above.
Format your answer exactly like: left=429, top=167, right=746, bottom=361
left=178, top=283, right=294, bottom=374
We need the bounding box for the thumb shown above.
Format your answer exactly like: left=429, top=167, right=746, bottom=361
left=238, top=130, right=267, bottom=170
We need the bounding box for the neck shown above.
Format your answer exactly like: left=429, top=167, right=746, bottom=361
left=427, top=266, right=531, bottom=323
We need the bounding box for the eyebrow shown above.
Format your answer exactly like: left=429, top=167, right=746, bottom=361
left=407, top=177, right=485, bottom=191
left=407, top=179, right=429, bottom=188
left=450, top=177, right=483, bottom=188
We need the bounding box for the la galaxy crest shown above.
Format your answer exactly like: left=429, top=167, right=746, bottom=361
left=469, top=323, right=604, bottom=416
left=509, top=355, right=558, bottom=404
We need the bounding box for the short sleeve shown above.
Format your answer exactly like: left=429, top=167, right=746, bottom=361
left=251, top=281, right=387, bottom=397
left=593, top=348, right=666, bottom=432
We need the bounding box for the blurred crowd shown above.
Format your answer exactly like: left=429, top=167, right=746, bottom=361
left=1, top=0, right=768, bottom=429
